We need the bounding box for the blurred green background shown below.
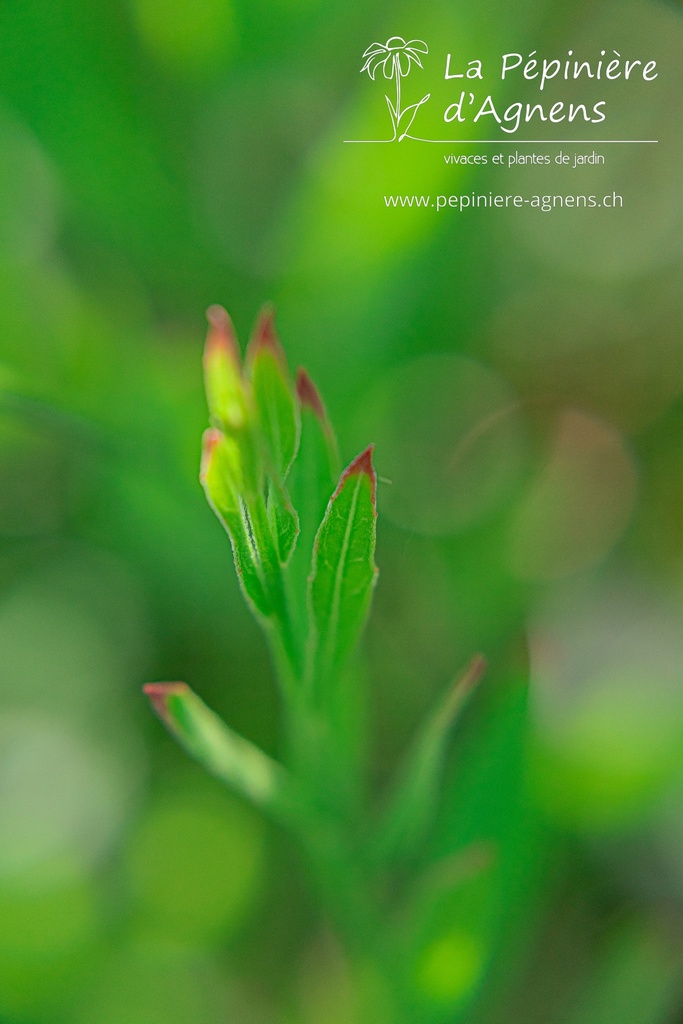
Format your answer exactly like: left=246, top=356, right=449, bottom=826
left=1, top=0, right=682, bottom=1021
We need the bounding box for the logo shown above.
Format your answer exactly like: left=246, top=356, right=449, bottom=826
left=360, top=37, right=430, bottom=142
left=349, top=37, right=659, bottom=144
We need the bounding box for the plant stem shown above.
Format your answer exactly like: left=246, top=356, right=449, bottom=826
left=394, top=53, right=402, bottom=123
left=245, top=492, right=301, bottom=687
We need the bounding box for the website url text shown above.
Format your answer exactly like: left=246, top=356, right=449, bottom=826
left=384, top=192, right=624, bottom=212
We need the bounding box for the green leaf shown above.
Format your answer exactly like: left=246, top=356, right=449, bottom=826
left=291, top=369, right=340, bottom=549
left=244, top=309, right=301, bottom=565
left=268, top=479, right=299, bottom=565
left=247, top=307, right=300, bottom=481
left=373, top=656, right=487, bottom=865
left=200, top=428, right=271, bottom=617
left=308, top=446, right=378, bottom=697
left=239, top=489, right=302, bottom=684
left=288, top=370, right=340, bottom=617
left=143, top=682, right=287, bottom=814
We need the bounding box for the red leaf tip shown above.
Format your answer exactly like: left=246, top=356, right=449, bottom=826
left=250, top=304, right=283, bottom=360
left=353, top=444, right=375, bottom=476
left=296, top=368, right=326, bottom=420
left=206, top=304, right=231, bottom=329
left=205, top=304, right=239, bottom=362
left=200, top=427, right=222, bottom=482
left=143, top=682, right=190, bottom=725
left=334, top=444, right=377, bottom=506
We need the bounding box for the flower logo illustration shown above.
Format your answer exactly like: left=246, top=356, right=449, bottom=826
left=361, top=37, right=430, bottom=141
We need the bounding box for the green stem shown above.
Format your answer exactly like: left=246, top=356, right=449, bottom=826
left=245, top=492, right=301, bottom=687
left=302, top=819, right=379, bottom=945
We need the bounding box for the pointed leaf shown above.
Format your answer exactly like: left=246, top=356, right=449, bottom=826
left=374, top=655, right=486, bottom=865
left=247, top=307, right=300, bottom=481
left=201, top=429, right=271, bottom=617
left=289, top=370, right=340, bottom=560
left=398, top=94, right=431, bottom=141
left=308, top=446, right=378, bottom=695
left=398, top=94, right=431, bottom=124
left=144, top=682, right=287, bottom=814
left=287, top=370, right=341, bottom=630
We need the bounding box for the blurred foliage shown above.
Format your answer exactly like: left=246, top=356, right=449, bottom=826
left=0, top=0, right=682, bottom=1021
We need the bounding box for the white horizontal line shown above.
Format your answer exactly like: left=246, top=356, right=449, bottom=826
left=344, top=139, right=658, bottom=144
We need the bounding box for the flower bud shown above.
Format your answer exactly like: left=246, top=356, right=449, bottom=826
left=203, top=305, right=246, bottom=432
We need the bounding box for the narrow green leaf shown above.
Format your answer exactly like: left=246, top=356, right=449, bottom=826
left=374, top=655, right=487, bottom=865
left=247, top=307, right=300, bottom=481
left=242, top=490, right=302, bottom=683
left=308, top=446, right=378, bottom=695
left=143, top=682, right=287, bottom=814
left=288, top=370, right=341, bottom=623
left=268, top=479, right=299, bottom=565
left=200, top=428, right=271, bottom=617
left=290, top=369, right=340, bottom=552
